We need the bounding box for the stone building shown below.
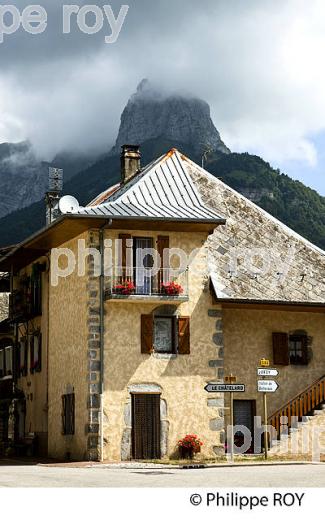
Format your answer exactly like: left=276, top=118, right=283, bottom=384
left=0, top=146, right=324, bottom=461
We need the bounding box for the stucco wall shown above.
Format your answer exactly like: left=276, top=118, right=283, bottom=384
left=15, top=261, right=49, bottom=454
left=102, top=228, right=224, bottom=460
left=222, top=308, right=325, bottom=427
left=47, top=233, right=89, bottom=460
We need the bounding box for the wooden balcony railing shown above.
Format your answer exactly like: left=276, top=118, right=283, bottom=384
left=269, top=374, right=325, bottom=437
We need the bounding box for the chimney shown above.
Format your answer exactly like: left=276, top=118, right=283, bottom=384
left=120, top=145, right=141, bottom=184
left=45, top=167, right=63, bottom=225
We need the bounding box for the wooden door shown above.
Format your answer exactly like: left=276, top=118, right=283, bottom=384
left=132, top=394, right=161, bottom=460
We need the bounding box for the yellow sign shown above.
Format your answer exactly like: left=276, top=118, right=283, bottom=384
left=260, top=358, right=270, bottom=367
left=225, top=374, right=237, bottom=384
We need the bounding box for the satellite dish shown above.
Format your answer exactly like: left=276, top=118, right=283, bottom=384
left=58, top=195, right=80, bottom=214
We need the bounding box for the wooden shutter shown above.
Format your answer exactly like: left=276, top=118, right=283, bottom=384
left=157, top=236, right=169, bottom=291
left=119, top=233, right=132, bottom=279
left=178, top=317, right=190, bottom=355
left=272, top=332, right=289, bottom=365
left=141, top=315, right=153, bottom=354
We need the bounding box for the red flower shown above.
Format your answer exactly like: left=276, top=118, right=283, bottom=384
left=178, top=434, right=203, bottom=451
left=113, top=281, right=135, bottom=295
left=161, top=281, right=184, bottom=295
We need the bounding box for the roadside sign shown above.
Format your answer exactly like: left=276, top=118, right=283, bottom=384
left=225, top=375, right=237, bottom=384
left=204, top=383, right=245, bottom=393
left=257, top=368, right=279, bottom=377
left=259, top=358, right=270, bottom=367
left=257, top=380, right=279, bottom=393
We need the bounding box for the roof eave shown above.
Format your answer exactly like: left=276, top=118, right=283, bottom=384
left=0, top=213, right=225, bottom=272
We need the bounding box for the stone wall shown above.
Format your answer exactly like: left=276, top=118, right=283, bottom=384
left=0, top=293, right=8, bottom=322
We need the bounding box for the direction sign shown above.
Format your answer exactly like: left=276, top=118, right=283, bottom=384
left=205, top=383, right=245, bottom=393
left=257, top=380, right=279, bottom=393
left=257, top=368, right=279, bottom=377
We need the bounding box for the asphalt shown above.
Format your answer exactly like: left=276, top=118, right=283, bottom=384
left=0, top=462, right=324, bottom=487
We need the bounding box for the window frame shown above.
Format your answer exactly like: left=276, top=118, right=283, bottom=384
left=0, top=343, right=14, bottom=379
left=153, top=315, right=177, bottom=354
left=289, top=334, right=308, bottom=366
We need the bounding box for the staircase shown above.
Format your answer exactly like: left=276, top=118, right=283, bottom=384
left=268, top=375, right=325, bottom=458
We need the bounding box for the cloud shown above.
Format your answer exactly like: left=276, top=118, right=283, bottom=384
left=0, top=0, right=325, bottom=177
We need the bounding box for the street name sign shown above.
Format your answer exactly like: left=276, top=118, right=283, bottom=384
left=257, top=368, right=279, bottom=377
left=205, top=383, right=245, bottom=393
left=257, top=380, right=279, bottom=393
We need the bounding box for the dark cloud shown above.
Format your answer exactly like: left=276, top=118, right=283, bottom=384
left=0, top=0, right=324, bottom=197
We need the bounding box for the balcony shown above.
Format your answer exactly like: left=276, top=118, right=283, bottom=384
left=105, top=267, right=189, bottom=303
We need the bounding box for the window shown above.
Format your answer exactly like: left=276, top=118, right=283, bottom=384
left=153, top=316, right=175, bottom=353
left=141, top=310, right=190, bottom=355
left=30, top=333, right=42, bottom=374
left=289, top=335, right=308, bottom=365
left=62, top=393, right=75, bottom=435
left=5, top=347, right=12, bottom=376
left=0, top=342, right=13, bottom=378
left=273, top=331, right=309, bottom=366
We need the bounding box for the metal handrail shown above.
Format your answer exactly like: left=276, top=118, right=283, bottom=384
left=105, top=266, right=189, bottom=297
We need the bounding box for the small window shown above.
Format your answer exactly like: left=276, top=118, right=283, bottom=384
left=153, top=316, right=176, bottom=353
left=0, top=345, right=13, bottom=378
left=5, top=347, right=12, bottom=376
left=62, top=393, right=75, bottom=435
left=289, top=335, right=308, bottom=365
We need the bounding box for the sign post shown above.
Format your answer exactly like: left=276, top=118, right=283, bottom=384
left=205, top=375, right=245, bottom=462
left=257, top=360, right=279, bottom=460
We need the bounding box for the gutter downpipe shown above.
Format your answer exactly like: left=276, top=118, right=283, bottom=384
left=99, top=219, right=112, bottom=462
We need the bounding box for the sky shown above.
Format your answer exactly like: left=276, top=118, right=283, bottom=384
left=0, top=0, right=325, bottom=194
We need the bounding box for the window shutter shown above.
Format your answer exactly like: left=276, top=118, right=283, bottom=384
left=157, top=236, right=169, bottom=289
left=119, top=233, right=132, bottom=278
left=141, top=315, right=153, bottom=354
left=157, top=236, right=169, bottom=268
left=272, top=332, right=289, bottom=365
left=178, top=317, right=190, bottom=355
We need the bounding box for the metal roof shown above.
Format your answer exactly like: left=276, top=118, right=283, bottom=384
left=78, top=149, right=225, bottom=224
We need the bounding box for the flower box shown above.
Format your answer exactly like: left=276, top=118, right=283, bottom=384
left=161, top=281, right=184, bottom=296
left=113, top=281, right=136, bottom=296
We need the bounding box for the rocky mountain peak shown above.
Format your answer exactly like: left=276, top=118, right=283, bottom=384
left=111, top=79, right=230, bottom=156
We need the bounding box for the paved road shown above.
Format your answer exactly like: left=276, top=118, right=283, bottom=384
left=0, top=463, right=324, bottom=487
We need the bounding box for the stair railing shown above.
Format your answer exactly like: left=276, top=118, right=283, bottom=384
left=268, top=374, right=325, bottom=436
